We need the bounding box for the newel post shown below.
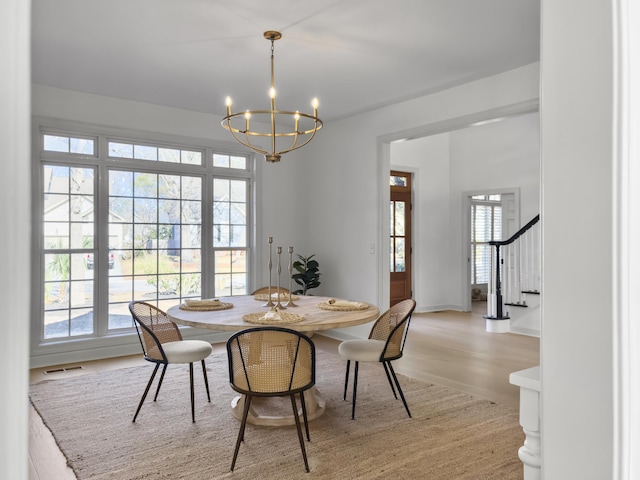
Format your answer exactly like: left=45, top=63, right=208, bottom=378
left=509, top=366, right=541, bottom=480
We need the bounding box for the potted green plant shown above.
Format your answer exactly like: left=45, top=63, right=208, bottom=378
left=292, top=254, right=321, bottom=295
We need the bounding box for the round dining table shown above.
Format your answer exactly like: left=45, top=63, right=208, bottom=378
left=166, top=294, right=379, bottom=426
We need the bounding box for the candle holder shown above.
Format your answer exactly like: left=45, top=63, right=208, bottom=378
left=275, top=246, right=285, bottom=309
left=264, top=236, right=275, bottom=307
left=286, top=246, right=297, bottom=307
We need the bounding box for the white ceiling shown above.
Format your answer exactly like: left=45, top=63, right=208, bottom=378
left=31, top=0, right=540, bottom=123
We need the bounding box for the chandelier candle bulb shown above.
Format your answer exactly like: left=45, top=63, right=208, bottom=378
left=226, top=97, right=232, bottom=116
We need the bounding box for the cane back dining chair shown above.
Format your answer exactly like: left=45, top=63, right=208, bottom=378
left=338, top=298, right=416, bottom=419
left=129, top=301, right=213, bottom=423
left=226, top=327, right=316, bottom=472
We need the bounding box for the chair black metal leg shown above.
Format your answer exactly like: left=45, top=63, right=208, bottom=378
left=133, top=363, right=160, bottom=422
left=201, top=359, right=211, bottom=402
left=189, top=362, right=195, bottom=422
left=239, top=395, right=252, bottom=443
left=388, top=362, right=411, bottom=418
left=231, top=395, right=252, bottom=471
left=382, top=361, right=398, bottom=399
left=351, top=361, right=359, bottom=420
left=153, top=364, right=168, bottom=401
left=343, top=360, right=351, bottom=401
left=299, top=392, right=310, bottom=441
left=290, top=395, right=310, bottom=472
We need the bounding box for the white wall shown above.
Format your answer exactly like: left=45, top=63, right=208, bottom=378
left=450, top=112, right=540, bottom=223
left=540, top=0, right=623, bottom=478
left=1, top=0, right=31, bottom=478
left=290, top=64, right=538, bottom=341
left=288, top=65, right=539, bottom=342
left=390, top=112, right=540, bottom=313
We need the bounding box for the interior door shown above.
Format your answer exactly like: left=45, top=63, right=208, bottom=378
left=390, top=170, right=412, bottom=306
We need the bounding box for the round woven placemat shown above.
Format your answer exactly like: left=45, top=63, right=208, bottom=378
left=316, top=302, right=369, bottom=311
left=253, top=293, right=300, bottom=302
left=242, top=312, right=305, bottom=325
left=178, top=302, right=234, bottom=311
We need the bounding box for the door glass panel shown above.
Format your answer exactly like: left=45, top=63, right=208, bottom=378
left=395, top=202, right=405, bottom=236
left=390, top=175, right=407, bottom=187
left=395, top=238, right=406, bottom=272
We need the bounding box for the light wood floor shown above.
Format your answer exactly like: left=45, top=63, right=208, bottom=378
left=28, top=303, right=539, bottom=480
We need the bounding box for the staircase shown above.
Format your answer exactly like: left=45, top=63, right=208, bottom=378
left=485, top=214, right=540, bottom=336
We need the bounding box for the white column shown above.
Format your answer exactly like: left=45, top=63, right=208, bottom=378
left=0, top=0, right=31, bottom=478
left=510, top=366, right=541, bottom=480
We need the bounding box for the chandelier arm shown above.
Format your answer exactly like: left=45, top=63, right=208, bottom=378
left=222, top=118, right=269, bottom=155
left=222, top=111, right=323, bottom=137
left=276, top=121, right=320, bottom=156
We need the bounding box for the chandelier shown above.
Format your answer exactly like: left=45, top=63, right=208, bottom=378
left=222, top=31, right=323, bottom=163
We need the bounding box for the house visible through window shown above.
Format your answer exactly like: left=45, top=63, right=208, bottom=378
left=39, top=131, right=251, bottom=341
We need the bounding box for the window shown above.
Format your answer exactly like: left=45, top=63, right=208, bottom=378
left=106, top=170, right=205, bottom=330
left=470, top=195, right=502, bottom=285
left=43, top=133, right=95, bottom=156
left=38, top=129, right=251, bottom=342
left=213, top=178, right=247, bottom=296
left=43, top=165, right=96, bottom=338
left=108, top=140, right=203, bottom=165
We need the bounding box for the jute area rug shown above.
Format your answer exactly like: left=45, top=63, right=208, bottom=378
left=30, top=351, right=524, bottom=480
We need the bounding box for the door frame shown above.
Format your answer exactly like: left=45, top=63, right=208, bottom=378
left=462, top=188, right=520, bottom=312
left=389, top=169, right=414, bottom=306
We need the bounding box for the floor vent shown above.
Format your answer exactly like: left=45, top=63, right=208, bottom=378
left=44, top=365, right=83, bottom=375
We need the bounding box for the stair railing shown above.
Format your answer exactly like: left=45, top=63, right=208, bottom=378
left=485, top=214, right=540, bottom=320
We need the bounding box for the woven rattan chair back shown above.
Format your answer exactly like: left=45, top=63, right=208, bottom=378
left=227, top=327, right=315, bottom=396
left=339, top=298, right=416, bottom=419
left=130, top=301, right=183, bottom=363
left=128, top=301, right=212, bottom=423
left=226, top=327, right=316, bottom=472
left=369, top=299, right=416, bottom=361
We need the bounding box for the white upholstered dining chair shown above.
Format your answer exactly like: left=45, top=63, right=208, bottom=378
left=338, top=298, right=416, bottom=419
left=129, top=301, right=213, bottom=423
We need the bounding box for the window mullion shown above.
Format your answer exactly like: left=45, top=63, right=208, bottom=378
left=95, top=161, right=110, bottom=336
